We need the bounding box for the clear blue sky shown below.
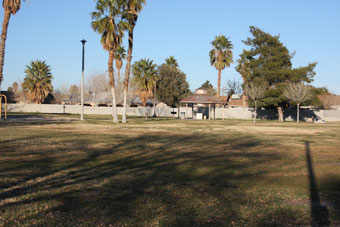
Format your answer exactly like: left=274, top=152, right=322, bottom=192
left=1, top=0, right=339, bottom=94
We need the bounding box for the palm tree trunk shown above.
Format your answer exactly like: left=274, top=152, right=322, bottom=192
left=153, top=82, right=156, bottom=117
left=117, top=67, right=121, bottom=86
left=217, top=69, right=221, bottom=97
left=108, top=50, right=118, bottom=123
left=242, top=94, right=246, bottom=107
left=242, top=77, right=247, bottom=107
left=277, top=106, right=284, bottom=122
left=111, top=86, right=118, bottom=122
left=122, top=27, right=135, bottom=123
left=116, top=66, right=121, bottom=105
left=297, top=103, right=300, bottom=123
left=254, top=100, right=257, bottom=125
left=0, top=10, right=12, bottom=87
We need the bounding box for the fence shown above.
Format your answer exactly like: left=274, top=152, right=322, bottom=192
left=3, top=104, right=340, bottom=121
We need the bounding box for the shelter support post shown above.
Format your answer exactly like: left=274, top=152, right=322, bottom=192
left=0, top=95, right=7, bottom=119
left=185, top=103, right=188, bottom=120
left=209, top=104, right=211, bottom=120
left=192, top=104, right=194, bottom=119
left=178, top=105, right=180, bottom=119
left=213, top=104, right=215, bottom=120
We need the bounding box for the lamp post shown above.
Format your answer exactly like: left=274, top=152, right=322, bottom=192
left=80, top=39, right=87, bottom=120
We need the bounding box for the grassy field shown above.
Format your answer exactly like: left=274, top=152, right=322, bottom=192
left=0, top=113, right=339, bottom=226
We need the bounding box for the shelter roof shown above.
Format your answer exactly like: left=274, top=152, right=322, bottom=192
left=318, top=95, right=340, bottom=107
left=228, top=99, right=244, bottom=107
left=180, top=94, right=227, bottom=104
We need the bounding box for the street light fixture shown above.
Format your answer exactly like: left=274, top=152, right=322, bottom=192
left=80, top=39, right=87, bottom=120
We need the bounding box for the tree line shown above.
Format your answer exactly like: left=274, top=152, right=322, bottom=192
left=0, top=0, right=331, bottom=123
left=210, top=27, right=329, bottom=122
left=6, top=56, right=191, bottom=107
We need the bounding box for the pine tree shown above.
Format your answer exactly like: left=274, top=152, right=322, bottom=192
left=236, top=26, right=316, bottom=121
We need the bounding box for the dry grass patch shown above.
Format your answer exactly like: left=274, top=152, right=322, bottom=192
left=0, top=114, right=339, bottom=226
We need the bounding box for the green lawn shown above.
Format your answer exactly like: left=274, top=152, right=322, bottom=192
left=0, top=114, right=339, bottom=226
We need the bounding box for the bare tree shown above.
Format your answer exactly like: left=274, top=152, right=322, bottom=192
left=9, top=80, right=27, bottom=103
left=222, top=79, right=242, bottom=97
left=86, top=72, right=111, bottom=106
left=12, top=81, right=18, bottom=93
left=53, top=84, right=69, bottom=104
left=69, top=85, right=81, bottom=104
left=283, top=82, right=313, bottom=123
left=244, top=80, right=267, bottom=124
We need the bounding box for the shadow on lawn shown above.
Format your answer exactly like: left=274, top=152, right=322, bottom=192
left=0, top=131, right=303, bottom=225
left=0, top=114, right=75, bottom=127
left=319, top=177, right=340, bottom=224
left=305, top=141, right=330, bottom=226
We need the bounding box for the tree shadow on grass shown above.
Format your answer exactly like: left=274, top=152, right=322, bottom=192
left=0, top=131, right=310, bottom=226
left=0, top=114, right=76, bottom=127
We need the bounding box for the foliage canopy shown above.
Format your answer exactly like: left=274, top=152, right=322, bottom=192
left=157, top=64, right=191, bottom=107
left=22, top=60, right=53, bottom=104
left=0, top=0, right=25, bottom=87
left=236, top=26, right=317, bottom=108
left=132, top=58, right=157, bottom=106
left=209, top=35, right=233, bottom=97
left=283, top=82, right=313, bottom=123
left=165, top=56, right=179, bottom=68
left=199, top=80, right=216, bottom=96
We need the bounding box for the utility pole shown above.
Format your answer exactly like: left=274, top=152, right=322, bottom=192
left=80, top=39, right=87, bottom=120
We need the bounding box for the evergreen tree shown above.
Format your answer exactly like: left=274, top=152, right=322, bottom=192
left=157, top=64, right=190, bottom=107
left=236, top=26, right=317, bottom=121
left=199, top=80, right=216, bottom=96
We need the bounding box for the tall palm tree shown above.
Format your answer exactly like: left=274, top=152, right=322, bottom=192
left=209, top=35, right=233, bottom=97
left=0, top=0, right=24, bottom=88
left=114, top=45, right=126, bottom=85
left=132, top=58, right=157, bottom=119
left=121, top=0, right=146, bottom=123
left=91, top=0, right=124, bottom=123
left=22, top=60, right=53, bottom=104
left=165, top=56, right=178, bottom=68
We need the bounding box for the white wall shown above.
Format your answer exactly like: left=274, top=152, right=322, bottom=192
left=3, top=104, right=340, bottom=121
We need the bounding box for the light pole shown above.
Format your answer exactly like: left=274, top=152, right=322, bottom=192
left=80, top=39, right=87, bottom=120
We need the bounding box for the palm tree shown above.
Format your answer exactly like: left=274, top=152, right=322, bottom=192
left=91, top=0, right=124, bottom=123
left=165, top=56, right=178, bottom=68
left=209, top=35, right=233, bottom=97
left=22, top=60, right=53, bottom=104
left=132, top=58, right=157, bottom=119
left=236, top=52, right=252, bottom=106
left=121, top=0, right=146, bottom=123
left=0, top=0, right=24, bottom=88
left=114, top=45, right=126, bottom=85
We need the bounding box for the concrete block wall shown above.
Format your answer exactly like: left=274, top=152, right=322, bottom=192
left=5, top=104, right=173, bottom=117
left=3, top=104, right=340, bottom=121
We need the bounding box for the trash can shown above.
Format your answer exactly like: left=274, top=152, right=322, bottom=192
left=196, top=113, right=203, bottom=120
left=180, top=112, right=185, bottom=119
